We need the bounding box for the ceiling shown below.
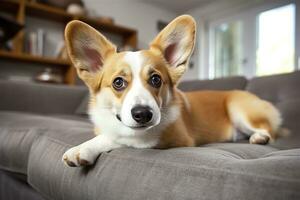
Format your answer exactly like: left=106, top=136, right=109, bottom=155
left=143, top=0, right=217, bottom=13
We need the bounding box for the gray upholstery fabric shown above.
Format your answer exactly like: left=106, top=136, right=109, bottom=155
left=246, top=71, right=300, bottom=104
left=246, top=71, right=300, bottom=149
left=0, top=170, right=45, bottom=200
left=0, top=128, right=44, bottom=174
left=178, top=76, right=247, bottom=91
left=0, top=111, right=92, bottom=174
left=75, top=94, right=90, bottom=115
left=270, top=99, right=300, bottom=150
left=28, top=134, right=300, bottom=200
left=1, top=71, right=300, bottom=200
left=0, top=80, right=88, bottom=115
left=0, top=111, right=91, bottom=128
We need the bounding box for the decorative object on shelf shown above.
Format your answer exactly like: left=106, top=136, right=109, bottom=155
left=38, top=0, right=84, bottom=9
left=54, top=41, right=68, bottom=60
left=96, top=16, right=114, bottom=24
left=54, top=40, right=69, bottom=60
left=119, top=45, right=136, bottom=52
left=66, top=3, right=86, bottom=15
left=0, top=15, right=23, bottom=51
left=58, top=45, right=68, bottom=60
left=35, top=68, right=63, bottom=84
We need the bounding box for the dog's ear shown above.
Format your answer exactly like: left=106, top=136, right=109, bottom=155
left=150, top=15, right=196, bottom=84
left=65, top=20, right=116, bottom=81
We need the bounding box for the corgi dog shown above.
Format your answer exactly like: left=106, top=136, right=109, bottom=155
left=62, top=15, right=283, bottom=167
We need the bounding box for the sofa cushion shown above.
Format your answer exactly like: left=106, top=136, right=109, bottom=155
left=178, top=76, right=247, bottom=92
left=0, top=111, right=91, bottom=128
left=247, top=71, right=300, bottom=148
left=75, top=94, right=89, bottom=115
left=0, top=169, right=45, bottom=200
left=27, top=133, right=300, bottom=200
left=0, top=80, right=88, bottom=115
left=270, top=99, right=300, bottom=149
left=246, top=71, right=300, bottom=104
left=0, top=111, right=93, bottom=174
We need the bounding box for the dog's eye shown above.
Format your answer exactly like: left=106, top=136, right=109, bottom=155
left=149, top=74, right=162, bottom=88
left=113, top=77, right=127, bottom=91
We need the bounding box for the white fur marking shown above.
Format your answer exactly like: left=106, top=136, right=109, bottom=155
left=120, top=52, right=161, bottom=128
left=63, top=51, right=182, bottom=167
left=228, top=104, right=273, bottom=143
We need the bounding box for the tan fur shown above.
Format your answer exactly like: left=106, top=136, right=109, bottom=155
left=150, top=16, right=196, bottom=84
left=157, top=90, right=281, bottom=148
left=65, top=15, right=283, bottom=151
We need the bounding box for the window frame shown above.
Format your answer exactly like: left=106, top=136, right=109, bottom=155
left=206, top=0, right=299, bottom=79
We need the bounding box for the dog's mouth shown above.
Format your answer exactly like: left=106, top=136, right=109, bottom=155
left=116, top=114, right=151, bottom=130
left=116, top=114, right=121, bottom=122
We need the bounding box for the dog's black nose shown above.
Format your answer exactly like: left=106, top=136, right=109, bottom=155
left=131, top=106, right=153, bottom=124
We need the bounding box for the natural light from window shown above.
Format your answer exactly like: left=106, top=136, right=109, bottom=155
left=256, top=4, right=295, bottom=76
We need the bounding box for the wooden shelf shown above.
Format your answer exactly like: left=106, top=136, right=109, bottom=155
left=25, top=2, right=136, bottom=37
left=0, top=0, right=19, bottom=14
left=0, top=50, right=70, bottom=67
left=26, top=2, right=73, bottom=23
left=79, top=17, right=136, bottom=36
left=0, top=0, right=137, bottom=85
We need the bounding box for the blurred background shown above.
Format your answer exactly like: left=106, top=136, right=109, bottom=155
left=0, top=0, right=299, bottom=85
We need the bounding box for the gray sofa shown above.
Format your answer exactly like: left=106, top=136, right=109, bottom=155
left=0, top=71, right=300, bottom=200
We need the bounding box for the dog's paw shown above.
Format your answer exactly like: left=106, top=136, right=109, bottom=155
left=62, top=146, right=96, bottom=167
left=249, top=131, right=271, bottom=145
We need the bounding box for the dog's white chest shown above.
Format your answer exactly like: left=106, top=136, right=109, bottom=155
left=116, top=133, right=160, bottom=148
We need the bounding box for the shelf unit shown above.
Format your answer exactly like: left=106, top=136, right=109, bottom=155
left=0, top=50, right=70, bottom=66
left=0, top=0, right=137, bottom=85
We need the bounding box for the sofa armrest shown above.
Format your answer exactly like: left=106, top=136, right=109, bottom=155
left=0, top=80, right=88, bottom=115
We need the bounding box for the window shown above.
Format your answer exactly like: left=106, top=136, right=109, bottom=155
left=212, top=21, right=243, bottom=78
left=208, top=3, right=297, bottom=79
left=256, top=4, right=295, bottom=76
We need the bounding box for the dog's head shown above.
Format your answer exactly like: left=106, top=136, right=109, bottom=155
left=65, top=15, right=196, bottom=132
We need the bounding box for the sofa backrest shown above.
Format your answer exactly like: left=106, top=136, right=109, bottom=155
left=246, top=71, right=300, bottom=104
left=0, top=80, right=88, bottom=115
left=246, top=71, right=300, bottom=148
left=178, top=76, right=247, bottom=92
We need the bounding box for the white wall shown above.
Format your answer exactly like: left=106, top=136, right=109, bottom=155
left=186, top=0, right=300, bottom=79
left=84, top=0, right=177, bottom=49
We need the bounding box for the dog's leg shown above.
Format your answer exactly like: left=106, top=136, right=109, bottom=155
left=228, top=109, right=272, bottom=144
left=62, top=134, right=121, bottom=167
left=231, top=114, right=272, bottom=144
left=249, top=130, right=271, bottom=144
left=227, top=98, right=276, bottom=145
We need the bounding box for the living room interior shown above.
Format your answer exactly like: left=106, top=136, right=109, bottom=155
left=0, top=0, right=299, bottom=199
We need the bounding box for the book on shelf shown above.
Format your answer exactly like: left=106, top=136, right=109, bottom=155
left=37, top=29, right=45, bottom=56
left=25, top=29, right=45, bottom=56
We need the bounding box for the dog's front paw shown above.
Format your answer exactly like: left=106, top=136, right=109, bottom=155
left=62, top=146, right=96, bottom=167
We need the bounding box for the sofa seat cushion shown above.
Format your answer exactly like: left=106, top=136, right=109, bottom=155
left=27, top=134, right=300, bottom=200
left=0, top=111, right=93, bottom=174
left=0, top=169, right=45, bottom=200
left=0, top=111, right=91, bottom=129
left=178, top=76, right=247, bottom=92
